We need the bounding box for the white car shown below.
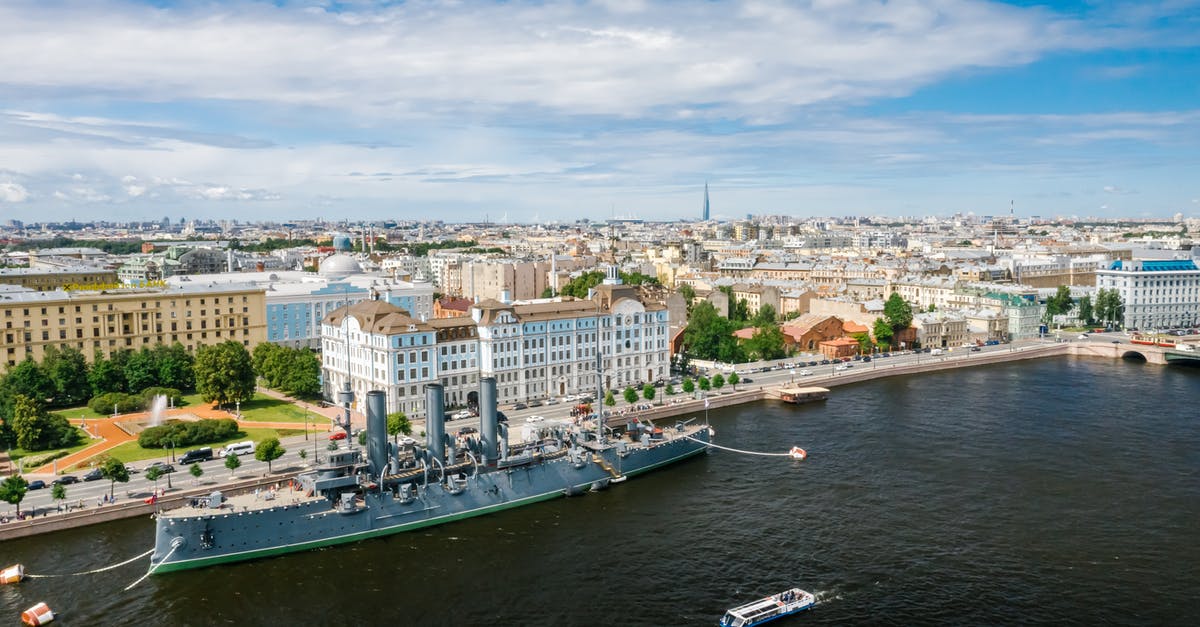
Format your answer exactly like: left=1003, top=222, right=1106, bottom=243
left=525, top=415, right=545, bottom=424
left=834, top=364, right=849, bottom=371
left=799, top=369, right=813, bottom=376
left=451, top=409, right=473, bottom=420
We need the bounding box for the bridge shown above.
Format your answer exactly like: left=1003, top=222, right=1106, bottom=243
left=1070, top=338, right=1200, bottom=366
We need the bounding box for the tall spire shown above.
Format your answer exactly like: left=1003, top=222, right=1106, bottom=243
left=702, top=181, right=710, bottom=221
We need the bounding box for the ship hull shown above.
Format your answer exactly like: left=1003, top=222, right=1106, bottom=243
left=151, top=432, right=708, bottom=574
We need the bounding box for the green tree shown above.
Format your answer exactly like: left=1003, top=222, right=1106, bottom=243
left=12, top=394, right=77, bottom=451
left=51, top=482, right=66, bottom=508
left=540, top=286, right=554, bottom=298
left=665, top=383, right=676, bottom=395
left=99, top=456, right=130, bottom=500
left=744, top=325, right=787, bottom=361
left=124, top=347, right=159, bottom=393
left=0, top=475, right=29, bottom=517
left=387, top=411, right=412, bottom=446
left=604, top=390, right=616, bottom=407
left=678, top=284, right=696, bottom=307
left=682, top=378, right=695, bottom=394
left=683, top=301, right=744, bottom=362
left=41, top=345, right=90, bottom=406
left=623, top=386, right=638, bottom=405
left=712, top=373, right=725, bottom=391
left=88, top=354, right=127, bottom=396
left=190, top=462, right=204, bottom=485
left=851, top=332, right=872, bottom=354
left=727, top=372, right=739, bottom=388
left=1043, top=285, right=1075, bottom=324
left=224, top=452, right=242, bottom=476
left=642, top=384, right=655, bottom=402
left=283, top=349, right=322, bottom=398
left=873, top=318, right=895, bottom=347
left=255, top=437, right=286, bottom=473
left=698, top=376, right=711, bottom=391
left=1077, top=294, right=1095, bottom=326
left=194, top=341, right=256, bottom=408
left=145, top=465, right=163, bottom=494
left=2, top=358, right=55, bottom=406
left=558, top=271, right=605, bottom=299
left=751, top=304, right=777, bottom=327
left=883, top=293, right=914, bottom=332
left=155, top=343, right=195, bottom=391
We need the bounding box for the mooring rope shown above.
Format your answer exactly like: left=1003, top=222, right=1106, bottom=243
left=681, top=435, right=804, bottom=457
left=123, top=545, right=175, bottom=591
left=24, top=548, right=154, bottom=579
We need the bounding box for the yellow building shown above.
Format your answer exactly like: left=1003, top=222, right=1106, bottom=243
left=0, top=284, right=267, bottom=367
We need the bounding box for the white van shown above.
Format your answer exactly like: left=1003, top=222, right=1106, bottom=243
left=220, top=441, right=256, bottom=457
left=930, top=348, right=944, bottom=356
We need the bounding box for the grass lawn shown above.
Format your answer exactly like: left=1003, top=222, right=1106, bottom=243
left=83, top=427, right=307, bottom=468
left=50, top=392, right=212, bottom=422
left=237, top=393, right=329, bottom=424
left=9, top=428, right=94, bottom=463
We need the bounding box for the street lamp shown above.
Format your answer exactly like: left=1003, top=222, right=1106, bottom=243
left=169, top=439, right=176, bottom=463
left=304, top=407, right=309, bottom=441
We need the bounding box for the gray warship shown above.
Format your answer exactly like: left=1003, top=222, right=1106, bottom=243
left=148, top=377, right=712, bottom=574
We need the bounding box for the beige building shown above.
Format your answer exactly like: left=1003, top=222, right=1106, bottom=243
left=914, top=312, right=969, bottom=348
left=0, top=284, right=267, bottom=367
left=462, top=259, right=551, bottom=303
left=0, top=267, right=118, bottom=291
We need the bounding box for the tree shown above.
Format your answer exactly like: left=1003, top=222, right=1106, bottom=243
left=194, top=341, right=256, bottom=408
left=623, top=386, right=638, bottom=405
left=684, top=301, right=744, bottom=362
left=678, top=284, right=696, bottom=307
left=1077, top=294, right=1095, bottom=326
left=712, top=373, right=725, bottom=391
left=2, top=358, right=55, bottom=406
left=190, top=462, right=204, bottom=485
left=851, top=332, right=872, bottom=354
left=873, top=318, right=895, bottom=347
left=727, top=372, right=740, bottom=388
left=42, top=345, right=90, bottom=406
left=51, top=482, right=66, bottom=508
left=387, top=411, right=412, bottom=446
left=1095, top=288, right=1125, bottom=328
left=883, top=293, right=914, bottom=333
left=751, top=304, right=777, bottom=327
left=155, top=343, right=195, bottom=391
left=604, top=390, right=616, bottom=407
left=665, top=383, right=676, bottom=395
left=1044, top=285, right=1075, bottom=324
left=642, top=384, right=655, bottom=402
left=744, top=325, right=787, bottom=361
left=99, top=456, right=130, bottom=500
left=558, top=271, right=605, bottom=299
left=283, top=349, right=322, bottom=398
left=0, top=475, right=28, bottom=517
left=12, top=394, right=77, bottom=451
left=255, top=437, right=286, bottom=473
left=682, top=378, right=695, bottom=394
left=698, top=376, right=711, bottom=391
left=124, top=348, right=159, bottom=393
left=88, top=354, right=127, bottom=396
left=145, top=465, right=163, bottom=494
left=224, top=453, right=242, bottom=476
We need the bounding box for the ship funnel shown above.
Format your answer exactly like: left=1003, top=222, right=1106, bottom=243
left=424, top=383, right=446, bottom=463
left=365, top=390, right=387, bottom=479
left=479, top=377, right=499, bottom=464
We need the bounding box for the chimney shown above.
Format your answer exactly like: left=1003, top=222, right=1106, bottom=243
left=479, top=377, right=499, bottom=464
left=365, top=390, right=387, bottom=479
left=424, top=383, right=446, bottom=463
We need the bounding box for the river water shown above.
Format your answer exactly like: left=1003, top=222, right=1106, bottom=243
left=3, top=356, right=1198, bottom=626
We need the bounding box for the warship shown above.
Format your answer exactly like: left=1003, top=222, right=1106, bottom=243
left=148, top=377, right=712, bottom=574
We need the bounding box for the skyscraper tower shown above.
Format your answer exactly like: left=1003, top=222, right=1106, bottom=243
left=702, top=182, right=710, bottom=221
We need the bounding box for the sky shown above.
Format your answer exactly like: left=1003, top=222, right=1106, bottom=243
left=1, top=0, right=1198, bottom=224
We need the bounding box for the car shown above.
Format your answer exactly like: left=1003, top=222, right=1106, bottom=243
left=512, top=402, right=528, bottom=410
left=328, top=431, right=348, bottom=441
left=1111, top=340, right=1121, bottom=344
left=862, top=356, right=871, bottom=362
left=741, top=377, right=754, bottom=383
left=808, top=361, right=818, bottom=366
left=27, top=480, right=46, bottom=490
left=834, top=364, right=848, bottom=371
left=544, top=398, right=559, bottom=405
left=527, top=400, right=544, bottom=408
left=457, top=426, right=479, bottom=437
left=525, top=415, right=545, bottom=424
left=179, top=447, right=214, bottom=464
left=799, top=369, right=813, bottom=376
left=820, top=359, right=831, bottom=365
left=52, top=475, right=79, bottom=485
left=146, top=462, right=175, bottom=474
left=852, top=354, right=862, bottom=361
left=451, top=409, right=474, bottom=420
left=399, top=436, right=417, bottom=447
left=83, top=468, right=103, bottom=482
left=970, top=346, right=982, bottom=352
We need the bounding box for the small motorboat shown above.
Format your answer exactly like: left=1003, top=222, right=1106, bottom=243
left=719, top=587, right=814, bottom=627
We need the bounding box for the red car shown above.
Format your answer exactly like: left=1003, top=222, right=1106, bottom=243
left=328, top=431, right=347, bottom=441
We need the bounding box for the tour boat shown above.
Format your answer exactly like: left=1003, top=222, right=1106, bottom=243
left=719, top=588, right=815, bottom=627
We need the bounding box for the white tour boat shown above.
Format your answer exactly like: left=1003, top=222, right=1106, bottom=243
left=719, top=588, right=815, bottom=627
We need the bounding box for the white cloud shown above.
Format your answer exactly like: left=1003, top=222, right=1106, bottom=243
left=0, top=181, right=28, bottom=202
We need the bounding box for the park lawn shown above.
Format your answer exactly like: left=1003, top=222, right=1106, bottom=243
left=237, top=393, right=326, bottom=424
left=88, top=427, right=307, bottom=467
left=8, top=428, right=94, bottom=463
left=51, top=405, right=111, bottom=420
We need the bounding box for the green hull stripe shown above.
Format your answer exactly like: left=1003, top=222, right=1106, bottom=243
left=151, top=442, right=709, bottom=575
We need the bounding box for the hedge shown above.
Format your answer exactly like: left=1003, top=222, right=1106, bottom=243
left=137, top=418, right=240, bottom=448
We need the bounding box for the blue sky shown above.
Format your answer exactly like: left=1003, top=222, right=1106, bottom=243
left=1, top=0, right=1198, bottom=223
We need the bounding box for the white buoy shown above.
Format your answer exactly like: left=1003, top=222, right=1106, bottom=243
left=789, top=446, right=807, bottom=460
left=21, top=602, right=55, bottom=626
left=1, top=564, right=24, bottom=584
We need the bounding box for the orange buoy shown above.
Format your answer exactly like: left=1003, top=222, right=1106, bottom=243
left=789, top=446, right=807, bottom=461
left=21, top=602, right=54, bottom=626
left=1, top=564, right=24, bottom=584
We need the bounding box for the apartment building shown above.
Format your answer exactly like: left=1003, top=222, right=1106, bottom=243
left=0, top=267, right=118, bottom=291
left=1096, top=259, right=1200, bottom=330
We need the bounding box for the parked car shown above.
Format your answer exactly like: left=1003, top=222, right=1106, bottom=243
left=970, top=346, right=982, bottom=352
left=27, top=480, right=46, bottom=490
left=512, top=402, right=528, bottom=410
left=544, top=398, right=559, bottom=405
left=83, top=468, right=104, bottom=482
left=328, top=431, right=348, bottom=441
left=179, top=447, right=214, bottom=464
left=808, top=361, right=819, bottom=366
left=861, top=356, right=871, bottom=362
left=457, top=426, right=479, bottom=437
left=52, top=475, right=79, bottom=485
left=527, top=400, right=544, bottom=408
left=451, top=409, right=474, bottom=420
left=820, top=359, right=831, bottom=365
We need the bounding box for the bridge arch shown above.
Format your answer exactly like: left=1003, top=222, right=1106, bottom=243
left=1120, top=351, right=1147, bottom=362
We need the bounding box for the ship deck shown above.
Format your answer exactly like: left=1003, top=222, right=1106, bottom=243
left=163, top=482, right=327, bottom=518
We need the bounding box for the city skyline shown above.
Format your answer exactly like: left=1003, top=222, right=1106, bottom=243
left=1, top=0, right=1198, bottom=223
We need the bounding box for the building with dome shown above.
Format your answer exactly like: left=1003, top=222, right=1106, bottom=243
left=318, top=253, right=362, bottom=279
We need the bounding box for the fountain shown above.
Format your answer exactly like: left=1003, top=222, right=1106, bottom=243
left=148, top=394, right=168, bottom=428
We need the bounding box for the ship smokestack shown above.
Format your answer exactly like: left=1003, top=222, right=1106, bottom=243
left=424, top=383, right=446, bottom=463
left=479, top=377, right=499, bottom=464
left=365, top=390, right=387, bottom=479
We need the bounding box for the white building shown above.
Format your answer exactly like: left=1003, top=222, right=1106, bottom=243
left=1096, top=259, right=1200, bottom=330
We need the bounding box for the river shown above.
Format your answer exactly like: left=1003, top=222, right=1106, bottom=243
left=3, top=356, right=1198, bottom=626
